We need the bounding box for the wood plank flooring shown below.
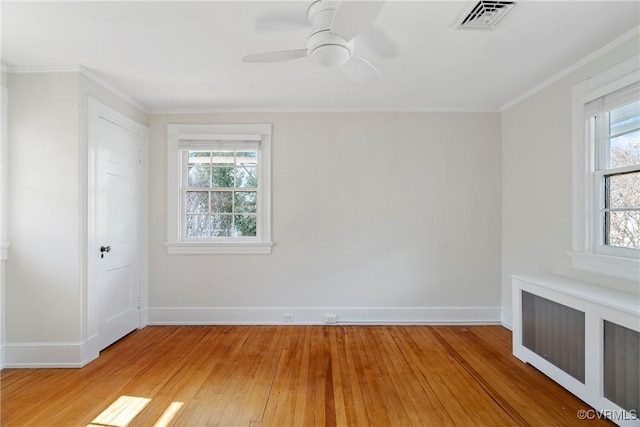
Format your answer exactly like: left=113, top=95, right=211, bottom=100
left=0, top=325, right=611, bottom=426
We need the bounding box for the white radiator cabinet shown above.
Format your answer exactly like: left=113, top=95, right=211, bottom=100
left=512, top=274, right=639, bottom=426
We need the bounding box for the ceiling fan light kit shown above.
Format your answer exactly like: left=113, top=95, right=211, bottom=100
left=309, top=43, right=352, bottom=67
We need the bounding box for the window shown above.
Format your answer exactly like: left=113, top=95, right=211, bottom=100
left=185, top=149, right=258, bottom=238
left=592, top=99, right=640, bottom=255
left=165, top=124, right=272, bottom=254
left=570, top=55, right=640, bottom=280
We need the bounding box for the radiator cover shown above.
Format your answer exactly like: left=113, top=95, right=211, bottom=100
left=512, top=274, right=639, bottom=426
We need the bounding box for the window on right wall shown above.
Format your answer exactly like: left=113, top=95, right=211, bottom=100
left=590, top=98, right=640, bottom=256
left=570, top=55, right=640, bottom=281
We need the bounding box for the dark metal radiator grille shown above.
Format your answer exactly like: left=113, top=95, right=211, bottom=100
left=521, top=291, right=585, bottom=383
left=604, top=320, right=640, bottom=413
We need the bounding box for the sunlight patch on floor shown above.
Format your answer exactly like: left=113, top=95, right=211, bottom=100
left=88, top=395, right=151, bottom=427
left=153, top=401, right=184, bottom=427
left=87, top=395, right=185, bottom=427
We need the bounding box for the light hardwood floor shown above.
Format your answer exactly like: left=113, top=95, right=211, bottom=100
left=1, top=325, right=611, bottom=426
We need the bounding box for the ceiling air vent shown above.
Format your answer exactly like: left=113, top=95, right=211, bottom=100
left=459, top=1, right=516, bottom=30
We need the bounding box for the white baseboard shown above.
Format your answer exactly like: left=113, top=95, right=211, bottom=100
left=148, top=306, right=502, bottom=325
left=140, top=307, right=149, bottom=328
left=1, top=307, right=501, bottom=368
left=3, top=341, right=97, bottom=368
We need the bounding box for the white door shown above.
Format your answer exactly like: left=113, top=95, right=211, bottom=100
left=89, top=99, right=144, bottom=352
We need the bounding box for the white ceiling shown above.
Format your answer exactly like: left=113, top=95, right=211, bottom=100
left=2, top=1, right=639, bottom=112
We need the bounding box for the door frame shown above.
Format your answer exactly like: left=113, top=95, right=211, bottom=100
left=85, top=97, right=148, bottom=364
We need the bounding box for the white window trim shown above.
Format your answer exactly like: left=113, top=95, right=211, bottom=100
left=165, top=123, right=273, bottom=255
left=569, top=54, right=640, bottom=281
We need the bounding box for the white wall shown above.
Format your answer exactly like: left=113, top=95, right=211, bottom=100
left=501, top=37, right=640, bottom=327
left=4, top=71, right=147, bottom=366
left=148, top=112, right=503, bottom=323
left=6, top=72, right=82, bottom=343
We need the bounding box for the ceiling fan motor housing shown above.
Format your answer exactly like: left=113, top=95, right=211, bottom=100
left=306, top=0, right=353, bottom=67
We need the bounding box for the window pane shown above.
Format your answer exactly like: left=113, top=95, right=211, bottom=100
left=188, top=166, right=210, bottom=188
left=606, top=210, right=640, bottom=249
left=211, top=215, right=233, bottom=237
left=236, top=151, right=258, bottom=166
left=610, top=130, right=640, bottom=168
left=235, top=167, right=257, bottom=188
left=211, top=191, right=233, bottom=213
left=607, top=172, right=640, bottom=209
left=235, top=191, right=257, bottom=213
left=234, top=215, right=257, bottom=237
left=212, top=151, right=234, bottom=166
left=188, top=151, right=211, bottom=163
left=186, top=192, right=209, bottom=213
left=186, top=214, right=209, bottom=237
left=610, top=100, right=640, bottom=138
left=212, top=167, right=235, bottom=188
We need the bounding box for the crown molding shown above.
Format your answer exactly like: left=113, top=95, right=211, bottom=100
left=5, top=65, right=81, bottom=74
left=4, top=64, right=148, bottom=113
left=77, top=66, right=148, bottom=113
left=148, top=106, right=501, bottom=114
left=501, top=25, right=640, bottom=111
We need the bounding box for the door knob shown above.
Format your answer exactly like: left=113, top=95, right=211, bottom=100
left=100, top=246, right=111, bottom=253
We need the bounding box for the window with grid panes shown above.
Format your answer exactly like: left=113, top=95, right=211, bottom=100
left=589, top=92, right=640, bottom=256
left=185, top=150, right=258, bottom=238
left=165, top=124, right=272, bottom=255
left=570, top=57, right=639, bottom=280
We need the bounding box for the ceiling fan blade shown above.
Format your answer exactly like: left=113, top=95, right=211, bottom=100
left=330, top=0, right=385, bottom=42
left=359, top=25, right=399, bottom=58
left=242, top=49, right=307, bottom=63
left=339, top=55, right=380, bottom=85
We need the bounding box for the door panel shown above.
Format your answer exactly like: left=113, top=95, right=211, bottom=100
left=93, top=106, right=142, bottom=352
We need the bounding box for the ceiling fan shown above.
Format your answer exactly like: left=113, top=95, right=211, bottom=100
left=242, top=0, right=386, bottom=85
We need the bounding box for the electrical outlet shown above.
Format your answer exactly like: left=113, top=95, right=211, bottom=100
left=323, top=314, right=337, bottom=324
left=282, top=313, right=294, bottom=322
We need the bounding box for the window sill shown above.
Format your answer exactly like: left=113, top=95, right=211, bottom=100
left=567, top=251, right=639, bottom=281
left=164, top=241, right=273, bottom=255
